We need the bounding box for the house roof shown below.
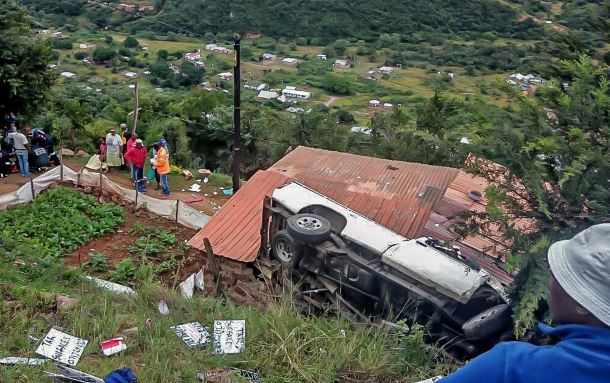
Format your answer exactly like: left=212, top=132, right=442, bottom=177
left=187, top=170, right=290, bottom=262
left=268, top=147, right=459, bottom=238
left=188, top=147, right=517, bottom=285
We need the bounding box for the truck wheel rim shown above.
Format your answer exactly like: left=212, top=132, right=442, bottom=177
left=296, top=216, right=323, bottom=230
left=276, top=239, right=293, bottom=262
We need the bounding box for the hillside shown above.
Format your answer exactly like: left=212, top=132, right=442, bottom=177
left=23, top=0, right=545, bottom=42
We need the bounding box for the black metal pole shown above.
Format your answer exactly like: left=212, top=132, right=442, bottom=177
left=232, top=34, right=241, bottom=193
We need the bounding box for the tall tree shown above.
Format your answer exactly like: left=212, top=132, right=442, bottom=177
left=0, top=0, right=56, bottom=119
left=457, top=56, right=610, bottom=335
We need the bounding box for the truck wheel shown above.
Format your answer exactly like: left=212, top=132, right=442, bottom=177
left=286, top=213, right=331, bottom=244
left=272, top=230, right=302, bottom=267
left=462, top=304, right=512, bottom=340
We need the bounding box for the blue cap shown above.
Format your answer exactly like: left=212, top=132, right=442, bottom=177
left=159, top=138, right=167, bottom=146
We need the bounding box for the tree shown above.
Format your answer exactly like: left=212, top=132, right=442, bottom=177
left=157, top=49, right=169, bottom=61
left=92, top=46, right=117, bottom=63
left=123, top=36, right=140, bottom=48
left=74, top=51, right=88, bottom=60
left=104, top=35, right=113, bottom=44
left=0, top=0, right=56, bottom=119
left=456, top=56, right=610, bottom=336
left=334, top=39, right=349, bottom=56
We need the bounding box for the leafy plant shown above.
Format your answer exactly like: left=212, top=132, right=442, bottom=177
left=110, top=259, right=136, bottom=283
left=87, top=252, right=108, bottom=272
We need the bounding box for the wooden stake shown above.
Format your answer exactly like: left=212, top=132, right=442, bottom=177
left=132, top=81, right=139, bottom=134
left=59, top=139, right=64, bottom=181
left=29, top=174, right=35, bottom=200
left=175, top=199, right=179, bottom=222
left=204, top=238, right=222, bottom=297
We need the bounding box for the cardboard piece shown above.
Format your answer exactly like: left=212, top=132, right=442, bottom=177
left=171, top=322, right=210, bottom=348
left=213, top=320, right=245, bottom=354
left=35, top=329, right=88, bottom=367
left=0, top=357, right=47, bottom=366
left=85, top=276, right=137, bottom=296
left=179, top=274, right=195, bottom=299
left=44, top=364, right=105, bottom=383
left=100, top=337, right=127, bottom=356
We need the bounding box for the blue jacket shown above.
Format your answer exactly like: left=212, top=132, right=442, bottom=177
left=440, top=323, right=610, bottom=383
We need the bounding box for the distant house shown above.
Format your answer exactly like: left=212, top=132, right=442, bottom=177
left=367, top=70, right=376, bottom=77
left=286, top=106, right=305, bottom=113
left=244, top=82, right=267, bottom=91
left=383, top=103, right=394, bottom=109
left=185, top=50, right=201, bottom=61
left=60, top=72, right=76, bottom=79
left=51, top=32, right=64, bottom=39
left=200, top=82, right=216, bottom=91
left=79, top=43, right=88, bottom=49
left=169, top=63, right=180, bottom=74
left=317, top=54, right=327, bottom=60
left=282, top=87, right=310, bottom=100
left=368, top=99, right=381, bottom=107
left=263, top=53, right=277, bottom=61
left=48, top=64, right=58, bottom=69
left=38, top=29, right=50, bottom=35
left=82, top=57, right=92, bottom=65
left=448, top=72, right=455, bottom=79
left=142, top=46, right=149, bottom=51
left=123, top=71, right=138, bottom=79
left=205, top=44, right=218, bottom=51
left=214, top=46, right=232, bottom=54
left=378, top=66, right=394, bottom=75
left=218, top=72, right=233, bottom=81
left=334, top=59, right=349, bottom=69
left=257, top=90, right=279, bottom=99
left=194, top=61, right=205, bottom=68
left=282, top=58, right=298, bottom=66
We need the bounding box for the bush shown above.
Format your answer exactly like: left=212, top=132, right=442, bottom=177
left=74, top=51, right=88, bottom=60
left=87, top=252, right=108, bottom=271
left=110, top=259, right=136, bottom=283
left=50, top=39, right=73, bottom=50
left=92, top=46, right=117, bottom=63
left=123, top=36, right=140, bottom=48
left=118, top=47, right=132, bottom=57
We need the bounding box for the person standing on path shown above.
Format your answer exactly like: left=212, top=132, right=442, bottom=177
left=105, top=128, right=123, bottom=174
left=124, top=139, right=147, bottom=192
left=8, top=127, right=30, bottom=177
left=153, top=142, right=170, bottom=198
left=125, top=132, right=138, bottom=181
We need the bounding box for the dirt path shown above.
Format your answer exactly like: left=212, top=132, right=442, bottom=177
left=325, top=96, right=341, bottom=107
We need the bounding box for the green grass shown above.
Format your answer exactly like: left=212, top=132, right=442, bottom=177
left=0, top=189, right=456, bottom=382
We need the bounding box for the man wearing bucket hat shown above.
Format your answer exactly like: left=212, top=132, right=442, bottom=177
left=439, top=223, right=610, bottom=383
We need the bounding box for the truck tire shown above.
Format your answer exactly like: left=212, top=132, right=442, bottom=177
left=462, top=304, right=512, bottom=340
left=272, top=230, right=302, bottom=267
left=286, top=213, right=332, bottom=244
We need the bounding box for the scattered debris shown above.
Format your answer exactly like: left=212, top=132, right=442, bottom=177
left=213, top=320, right=245, bottom=354
left=198, top=169, right=212, bottom=177
left=182, top=170, right=193, bottom=180
left=222, top=188, right=233, bottom=196
left=44, top=364, right=104, bottom=383
left=36, top=328, right=88, bottom=366
left=86, top=276, right=137, bottom=296
left=185, top=197, right=205, bottom=204
left=204, top=177, right=209, bottom=183
left=100, top=337, right=127, bottom=356
left=188, top=183, right=202, bottom=192
left=171, top=322, right=210, bottom=348
left=179, top=274, right=196, bottom=299
left=57, top=295, right=78, bottom=311
left=158, top=300, right=170, bottom=316
left=28, top=335, right=40, bottom=344
left=0, top=357, right=47, bottom=366
left=198, top=368, right=260, bottom=383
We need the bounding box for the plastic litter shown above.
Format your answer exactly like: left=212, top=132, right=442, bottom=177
left=179, top=274, right=195, bottom=299
left=0, top=357, right=47, bottom=366
left=85, top=276, right=137, bottom=296
left=100, top=337, right=127, bottom=356
left=158, top=300, right=170, bottom=316
left=44, top=365, right=104, bottom=383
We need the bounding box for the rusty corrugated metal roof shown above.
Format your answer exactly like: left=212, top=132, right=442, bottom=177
left=187, top=170, right=289, bottom=262
left=268, top=147, right=460, bottom=238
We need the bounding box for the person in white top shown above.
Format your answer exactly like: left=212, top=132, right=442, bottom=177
left=105, top=128, right=123, bottom=173
left=8, top=127, right=30, bottom=177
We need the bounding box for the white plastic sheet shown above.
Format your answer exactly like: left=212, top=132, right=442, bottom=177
left=0, top=165, right=210, bottom=230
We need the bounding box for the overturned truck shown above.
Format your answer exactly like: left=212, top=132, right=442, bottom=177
left=260, top=182, right=512, bottom=358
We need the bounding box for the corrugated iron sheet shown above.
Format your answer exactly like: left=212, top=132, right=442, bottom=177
left=268, top=147, right=459, bottom=238
left=187, top=170, right=289, bottom=262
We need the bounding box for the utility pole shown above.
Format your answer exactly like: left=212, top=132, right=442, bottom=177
left=132, top=80, right=139, bottom=134
left=232, top=34, right=241, bottom=193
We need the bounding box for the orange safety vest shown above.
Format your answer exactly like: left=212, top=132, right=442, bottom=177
left=156, top=147, right=170, bottom=175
